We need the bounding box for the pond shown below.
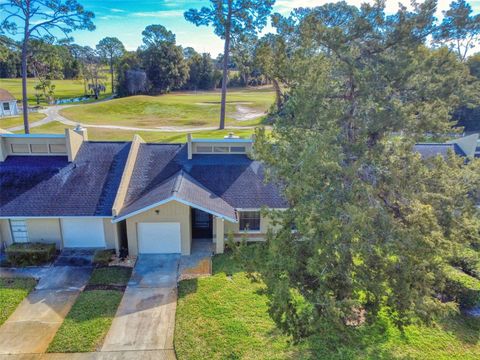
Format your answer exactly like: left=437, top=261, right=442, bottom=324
left=55, top=96, right=90, bottom=105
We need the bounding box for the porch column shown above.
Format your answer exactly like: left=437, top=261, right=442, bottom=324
left=215, top=217, right=225, bottom=254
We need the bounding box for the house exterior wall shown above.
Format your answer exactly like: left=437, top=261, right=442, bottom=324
left=0, top=217, right=118, bottom=250
left=224, top=213, right=276, bottom=241
left=103, top=218, right=119, bottom=251
left=0, top=101, right=18, bottom=117
left=26, top=218, right=62, bottom=248
left=125, top=200, right=192, bottom=256
left=0, top=219, right=13, bottom=247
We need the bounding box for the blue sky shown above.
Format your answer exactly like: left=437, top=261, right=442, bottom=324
left=38, top=0, right=480, bottom=55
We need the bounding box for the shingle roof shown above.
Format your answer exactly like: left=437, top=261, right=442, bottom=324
left=0, top=89, right=16, bottom=102
left=120, top=143, right=287, bottom=220
left=0, top=142, right=130, bottom=217
left=118, top=170, right=236, bottom=221
left=413, top=143, right=465, bottom=159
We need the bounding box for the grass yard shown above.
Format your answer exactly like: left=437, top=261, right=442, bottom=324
left=175, top=251, right=480, bottom=360
left=17, top=120, right=262, bottom=142
left=47, top=267, right=131, bottom=353
left=0, top=78, right=112, bottom=105
left=0, top=278, right=37, bottom=326
left=0, top=112, right=46, bottom=130
left=60, top=87, right=274, bottom=128
left=88, top=267, right=132, bottom=287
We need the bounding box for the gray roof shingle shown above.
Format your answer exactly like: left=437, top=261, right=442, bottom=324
left=121, top=143, right=287, bottom=220
left=119, top=170, right=236, bottom=221
left=413, top=143, right=465, bottom=159
left=0, top=142, right=131, bottom=217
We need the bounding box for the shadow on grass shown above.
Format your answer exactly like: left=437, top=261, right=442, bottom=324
left=439, top=313, right=480, bottom=345
left=177, top=278, right=199, bottom=299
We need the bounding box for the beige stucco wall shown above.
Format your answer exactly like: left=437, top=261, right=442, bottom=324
left=125, top=200, right=192, bottom=256
left=0, top=219, right=13, bottom=247
left=224, top=213, right=276, bottom=241
left=26, top=219, right=62, bottom=248
left=103, top=218, right=119, bottom=251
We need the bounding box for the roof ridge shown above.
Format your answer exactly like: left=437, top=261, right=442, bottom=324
left=172, top=170, right=184, bottom=195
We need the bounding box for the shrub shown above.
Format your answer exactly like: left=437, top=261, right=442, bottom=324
left=5, top=243, right=56, bottom=267
left=444, top=265, right=480, bottom=309
left=450, top=246, right=480, bottom=279
left=92, top=249, right=115, bottom=266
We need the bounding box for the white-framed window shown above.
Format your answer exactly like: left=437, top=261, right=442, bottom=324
left=230, top=146, right=246, bottom=153
left=239, top=211, right=261, bottom=232
left=3, top=102, right=10, bottom=111
left=10, top=219, right=29, bottom=243
left=214, top=146, right=229, bottom=153
left=196, top=145, right=213, bottom=153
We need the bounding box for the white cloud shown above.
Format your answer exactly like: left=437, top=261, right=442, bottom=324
left=110, top=8, right=125, bottom=13
left=274, top=0, right=452, bottom=17
left=132, top=10, right=184, bottom=18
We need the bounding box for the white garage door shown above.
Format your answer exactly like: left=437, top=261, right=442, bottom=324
left=62, top=218, right=106, bottom=248
left=138, top=222, right=181, bottom=254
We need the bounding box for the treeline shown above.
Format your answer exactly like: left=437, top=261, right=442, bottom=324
left=0, top=25, right=269, bottom=98
left=116, top=25, right=267, bottom=96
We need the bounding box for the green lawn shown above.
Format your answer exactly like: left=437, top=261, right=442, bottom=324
left=175, top=251, right=480, bottom=360
left=18, top=120, right=261, bottom=142
left=88, top=267, right=132, bottom=287
left=47, top=290, right=123, bottom=353
left=0, top=278, right=37, bottom=326
left=59, top=87, right=274, bottom=128
left=47, top=267, right=130, bottom=353
left=0, top=112, right=46, bottom=130
left=0, top=78, right=112, bottom=105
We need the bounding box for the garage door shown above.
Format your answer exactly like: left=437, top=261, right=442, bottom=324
left=138, top=222, right=181, bottom=254
left=62, top=218, right=106, bottom=248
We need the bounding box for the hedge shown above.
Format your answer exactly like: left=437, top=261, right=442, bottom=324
left=93, top=249, right=115, bottom=266
left=5, top=243, right=56, bottom=267
left=444, top=265, right=480, bottom=309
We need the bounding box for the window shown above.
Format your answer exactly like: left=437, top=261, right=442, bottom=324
left=230, top=146, right=246, bottom=153
left=196, top=146, right=213, bottom=153
left=49, top=144, right=67, bottom=153
left=3, top=102, right=10, bottom=111
left=239, top=211, right=261, bottom=232
left=11, top=143, right=29, bottom=153
left=10, top=219, right=29, bottom=243
left=214, top=146, right=229, bottom=153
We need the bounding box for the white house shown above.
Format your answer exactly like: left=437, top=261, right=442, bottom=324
left=0, top=89, right=19, bottom=117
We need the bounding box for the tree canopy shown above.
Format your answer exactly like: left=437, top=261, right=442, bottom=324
left=247, top=0, right=480, bottom=340
left=0, top=0, right=95, bottom=133
left=184, top=0, right=275, bottom=129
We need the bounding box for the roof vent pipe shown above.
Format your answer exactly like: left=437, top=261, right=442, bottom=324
left=187, top=133, right=193, bottom=160
left=73, top=124, right=88, bottom=141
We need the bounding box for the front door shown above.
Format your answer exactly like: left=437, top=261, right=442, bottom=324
left=191, top=208, right=213, bottom=239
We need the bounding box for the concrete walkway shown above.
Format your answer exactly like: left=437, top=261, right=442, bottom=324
left=101, top=255, right=179, bottom=352
left=0, top=266, right=92, bottom=355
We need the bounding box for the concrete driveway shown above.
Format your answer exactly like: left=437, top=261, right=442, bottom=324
left=0, top=266, right=91, bottom=355
left=101, top=255, right=179, bottom=353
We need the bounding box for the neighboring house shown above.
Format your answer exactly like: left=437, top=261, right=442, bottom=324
left=0, top=89, right=19, bottom=117
left=414, top=133, right=479, bottom=159
left=0, top=129, right=477, bottom=256
left=0, top=129, right=286, bottom=255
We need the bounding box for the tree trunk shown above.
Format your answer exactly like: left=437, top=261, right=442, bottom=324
left=219, top=1, right=233, bottom=130
left=110, top=58, right=114, bottom=95
left=21, top=23, right=30, bottom=134
left=272, top=78, right=282, bottom=111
